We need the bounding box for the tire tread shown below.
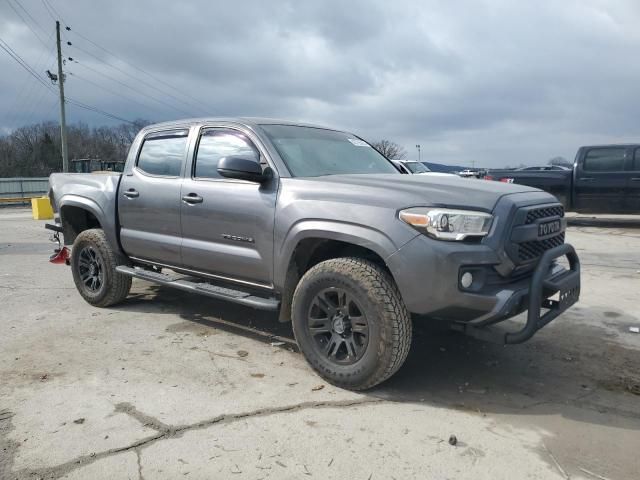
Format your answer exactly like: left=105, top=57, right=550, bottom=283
left=71, top=228, right=131, bottom=307
left=292, top=257, right=411, bottom=390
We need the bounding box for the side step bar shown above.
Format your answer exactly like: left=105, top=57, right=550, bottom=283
left=115, top=266, right=280, bottom=311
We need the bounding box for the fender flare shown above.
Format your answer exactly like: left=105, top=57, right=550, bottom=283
left=273, top=219, right=400, bottom=289
left=57, top=194, right=123, bottom=256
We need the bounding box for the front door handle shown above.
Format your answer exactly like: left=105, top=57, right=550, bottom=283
left=631, top=177, right=640, bottom=182
left=182, top=193, right=203, bottom=204
left=579, top=177, right=595, bottom=182
left=123, top=189, right=139, bottom=198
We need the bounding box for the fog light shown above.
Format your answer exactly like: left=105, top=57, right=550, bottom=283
left=461, top=272, right=473, bottom=289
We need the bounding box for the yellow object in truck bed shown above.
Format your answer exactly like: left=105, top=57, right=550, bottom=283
left=31, top=197, right=54, bottom=220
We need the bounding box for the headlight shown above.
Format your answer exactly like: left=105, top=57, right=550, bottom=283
left=399, top=208, right=493, bottom=241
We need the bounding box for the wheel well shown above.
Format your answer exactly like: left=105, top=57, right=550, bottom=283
left=60, top=206, right=102, bottom=244
left=292, top=238, right=389, bottom=275
left=278, top=238, right=391, bottom=323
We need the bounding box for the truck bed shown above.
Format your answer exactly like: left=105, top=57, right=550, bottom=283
left=48, top=172, right=122, bottom=249
left=484, top=169, right=572, bottom=208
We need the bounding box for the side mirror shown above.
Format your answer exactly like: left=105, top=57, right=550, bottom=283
left=217, top=156, right=267, bottom=183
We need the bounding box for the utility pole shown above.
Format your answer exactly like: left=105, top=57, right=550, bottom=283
left=55, top=21, right=69, bottom=172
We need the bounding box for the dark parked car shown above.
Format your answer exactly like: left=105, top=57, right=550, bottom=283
left=45, top=118, right=581, bottom=390
left=485, top=145, right=640, bottom=213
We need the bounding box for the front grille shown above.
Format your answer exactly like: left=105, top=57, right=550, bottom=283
left=504, top=203, right=566, bottom=266
left=518, top=232, right=565, bottom=261
left=525, top=205, right=564, bottom=224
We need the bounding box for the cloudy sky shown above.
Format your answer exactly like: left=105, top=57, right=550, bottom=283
left=1, top=0, right=639, bottom=167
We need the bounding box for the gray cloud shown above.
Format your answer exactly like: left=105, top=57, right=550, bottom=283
left=1, top=0, right=639, bottom=167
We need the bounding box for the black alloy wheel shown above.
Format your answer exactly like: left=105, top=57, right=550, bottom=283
left=308, top=287, right=370, bottom=365
left=71, top=229, right=131, bottom=307
left=291, top=257, right=412, bottom=390
left=77, top=245, right=105, bottom=293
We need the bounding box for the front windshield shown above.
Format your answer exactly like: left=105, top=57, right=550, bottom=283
left=405, top=162, right=430, bottom=173
left=260, top=124, right=399, bottom=177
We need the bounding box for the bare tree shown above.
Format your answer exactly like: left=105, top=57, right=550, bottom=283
left=0, top=119, right=151, bottom=177
left=371, top=139, right=408, bottom=160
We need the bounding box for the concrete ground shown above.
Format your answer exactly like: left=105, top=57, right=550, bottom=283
left=1, top=207, right=639, bottom=480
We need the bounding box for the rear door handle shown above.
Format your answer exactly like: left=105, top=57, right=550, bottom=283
left=123, top=189, right=139, bottom=198
left=182, top=193, right=203, bottom=204
left=631, top=177, right=640, bottom=182
left=579, top=177, right=595, bottom=182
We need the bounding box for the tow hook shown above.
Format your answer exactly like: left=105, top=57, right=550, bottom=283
left=49, top=231, right=70, bottom=265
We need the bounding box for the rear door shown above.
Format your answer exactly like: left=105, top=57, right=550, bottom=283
left=118, top=128, right=190, bottom=265
left=573, top=147, right=628, bottom=213
left=179, top=126, right=277, bottom=287
left=627, top=147, right=640, bottom=213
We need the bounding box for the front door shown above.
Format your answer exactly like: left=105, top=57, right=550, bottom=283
left=573, top=146, right=628, bottom=213
left=180, top=127, right=277, bottom=287
left=118, top=128, right=190, bottom=265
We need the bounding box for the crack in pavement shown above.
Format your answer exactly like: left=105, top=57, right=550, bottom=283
left=135, top=449, right=144, bottom=480
left=114, top=402, right=172, bottom=433
left=13, top=397, right=382, bottom=480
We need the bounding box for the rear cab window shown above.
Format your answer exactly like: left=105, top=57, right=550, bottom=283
left=136, top=129, right=189, bottom=177
left=582, top=147, right=626, bottom=172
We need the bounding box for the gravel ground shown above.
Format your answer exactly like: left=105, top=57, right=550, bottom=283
left=1, top=207, right=639, bottom=480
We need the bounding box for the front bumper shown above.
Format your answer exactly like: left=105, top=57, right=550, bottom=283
left=387, top=233, right=580, bottom=344
left=451, top=243, right=580, bottom=344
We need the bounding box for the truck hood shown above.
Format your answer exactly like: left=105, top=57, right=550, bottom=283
left=286, top=174, right=542, bottom=212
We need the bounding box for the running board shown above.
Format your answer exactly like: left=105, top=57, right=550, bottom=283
left=116, top=266, right=280, bottom=311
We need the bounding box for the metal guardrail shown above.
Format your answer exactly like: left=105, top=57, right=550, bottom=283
left=0, top=177, right=49, bottom=204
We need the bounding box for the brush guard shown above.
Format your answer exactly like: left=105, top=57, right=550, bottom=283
left=453, top=244, right=580, bottom=344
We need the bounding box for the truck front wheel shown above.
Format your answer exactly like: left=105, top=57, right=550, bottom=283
left=71, top=228, right=131, bottom=307
left=291, top=257, right=412, bottom=390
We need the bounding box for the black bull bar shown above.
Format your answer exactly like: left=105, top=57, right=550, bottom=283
left=455, top=244, right=581, bottom=344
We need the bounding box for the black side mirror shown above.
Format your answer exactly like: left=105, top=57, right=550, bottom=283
left=217, top=156, right=267, bottom=183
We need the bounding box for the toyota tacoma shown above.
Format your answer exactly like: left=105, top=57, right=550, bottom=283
left=46, top=118, right=581, bottom=390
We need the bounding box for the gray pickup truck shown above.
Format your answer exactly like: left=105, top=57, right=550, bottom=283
left=46, top=118, right=581, bottom=390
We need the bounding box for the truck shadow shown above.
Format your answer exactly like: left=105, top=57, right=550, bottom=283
left=378, top=317, right=640, bottom=424
left=119, top=283, right=640, bottom=430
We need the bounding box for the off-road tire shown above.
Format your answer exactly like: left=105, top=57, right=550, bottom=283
left=71, top=228, right=131, bottom=307
left=291, top=257, right=412, bottom=390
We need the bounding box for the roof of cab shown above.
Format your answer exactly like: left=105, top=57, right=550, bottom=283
left=139, top=117, right=341, bottom=133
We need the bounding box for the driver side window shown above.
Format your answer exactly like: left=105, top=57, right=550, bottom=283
left=194, top=129, right=259, bottom=179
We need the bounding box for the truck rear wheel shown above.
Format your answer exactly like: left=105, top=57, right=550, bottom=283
left=291, top=257, right=411, bottom=390
left=71, top=228, right=131, bottom=307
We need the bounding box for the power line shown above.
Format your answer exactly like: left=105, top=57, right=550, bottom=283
left=66, top=27, right=216, bottom=112
left=67, top=70, right=163, bottom=117
left=5, top=0, right=49, bottom=49
left=42, top=0, right=58, bottom=23
left=3, top=0, right=57, bottom=121
left=0, top=36, right=135, bottom=125
left=0, top=38, right=53, bottom=90
left=13, top=0, right=49, bottom=35
left=23, top=77, right=54, bottom=125
left=42, top=0, right=214, bottom=114
left=65, top=96, right=135, bottom=124
left=42, top=0, right=63, bottom=23
left=5, top=40, right=55, bottom=123
left=68, top=42, right=208, bottom=115
left=72, top=58, right=191, bottom=116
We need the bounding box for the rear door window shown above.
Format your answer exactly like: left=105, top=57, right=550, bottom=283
left=583, top=148, right=626, bottom=172
left=136, top=130, right=189, bottom=177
